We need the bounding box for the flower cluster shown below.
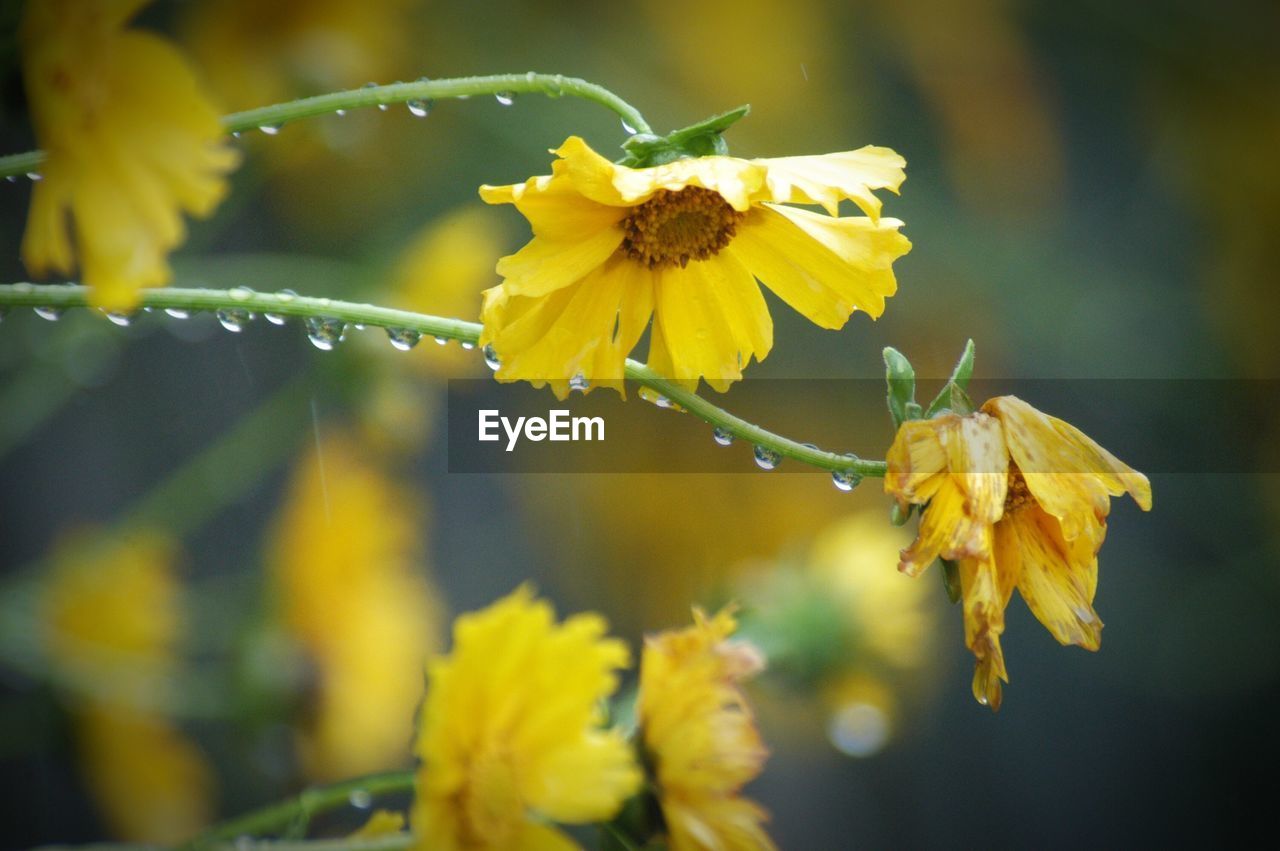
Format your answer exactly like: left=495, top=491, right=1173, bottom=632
left=412, top=587, right=776, bottom=850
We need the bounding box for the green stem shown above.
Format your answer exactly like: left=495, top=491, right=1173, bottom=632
left=182, top=770, right=414, bottom=849
left=0, top=73, right=651, bottom=178
left=0, top=284, right=887, bottom=478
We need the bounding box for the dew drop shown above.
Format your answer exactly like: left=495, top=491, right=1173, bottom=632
left=348, top=789, right=373, bottom=810
left=569, top=374, right=589, bottom=392
left=5, top=175, right=16, bottom=183
left=712, top=426, right=734, bottom=446
left=482, top=343, right=501, bottom=370
left=753, top=445, right=781, bottom=470
left=334, top=109, right=346, bottom=117
left=304, top=316, right=346, bottom=350
left=386, top=327, right=422, bottom=351
left=407, top=99, right=434, bottom=118
left=103, top=310, right=133, bottom=327
left=832, top=469, right=862, bottom=492
left=827, top=702, right=890, bottom=758
left=230, top=130, right=242, bottom=138
left=460, top=341, right=475, bottom=350
left=435, top=336, right=449, bottom=347
left=277, top=288, right=298, bottom=303
left=363, top=82, right=387, bottom=111
left=27, top=172, right=42, bottom=182
left=495, top=91, right=516, bottom=106
left=621, top=118, right=638, bottom=135
left=228, top=286, right=255, bottom=301
left=259, top=123, right=282, bottom=136
left=34, top=306, right=64, bottom=321
left=164, top=307, right=190, bottom=319
left=217, top=308, right=252, bottom=332
left=639, top=387, right=677, bottom=409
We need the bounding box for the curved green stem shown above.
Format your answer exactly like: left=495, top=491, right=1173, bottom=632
left=182, top=770, right=414, bottom=849
left=0, top=73, right=651, bottom=179
left=0, top=284, right=887, bottom=478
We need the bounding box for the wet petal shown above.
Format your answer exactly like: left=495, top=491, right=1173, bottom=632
left=756, top=146, right=907, bottom=219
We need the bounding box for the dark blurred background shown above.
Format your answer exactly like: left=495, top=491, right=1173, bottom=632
left=1, top=0, right=1278, bottom=847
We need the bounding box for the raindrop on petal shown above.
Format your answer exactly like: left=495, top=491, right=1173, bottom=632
left=217, top=308, right=253, bottom=332
left=712, top=426, right=734, bottom=446
left=304, top=316, right=346, bottom=351
left=753, top=445, right=781, bottom=470
left=569, top=374, right=589, bottom=392
left=386, top=327, right=422, bottom=351
left=482, top=344, right=501, bottom=370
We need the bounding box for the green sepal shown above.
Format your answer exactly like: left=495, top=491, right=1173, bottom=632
left=940, top=558, right=963, bottom=604
left=924, top=339, right=977, bottom=417
left=618, top=105, right=750, bottom=167
left=889, top=501, right=914, bottom=526
left=883, top=346, right=919, bottom=429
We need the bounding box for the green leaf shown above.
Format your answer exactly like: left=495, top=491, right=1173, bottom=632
left=924, top=339, right=977, bottom=417
left=951, top=338, right=976, bottom=390
left=889, top=501, right=914, bottom=526
left=618, top=105, right=750, bottom=167
left=883, top=346, right=918, bottom=429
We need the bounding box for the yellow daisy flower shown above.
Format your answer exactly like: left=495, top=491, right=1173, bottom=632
left=411, top=586, right=640, bottom=850
left=480, top=136, right=911, bottom=396
left=20, top=0, right=238, bottom=310
left=885, top=396, right=1152, bottom=710
left=638, top=607, right=776, bottom=851
left=268, top=431, right=444, bottom=780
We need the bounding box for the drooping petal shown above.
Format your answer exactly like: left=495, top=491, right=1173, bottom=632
left=1007, top=505, right=1104, bottom=650
left=756, top=146, right=907, bottom=219
left=985, top=396, right=1152, bottom=542
left=730, top=205, right=903, bottom=329
left=480, top=173, right=626, bottom=241
left=653, top=264, right=746, bottom=388
left=553, top=136, right=769, bottom=211
left=884, top=417, right=949, bottom=506
left=941, top=412, right=1009, bottom=523
left=492, top=226, right=623, bottom=299
left=958, top=551, right=1009, bottom=710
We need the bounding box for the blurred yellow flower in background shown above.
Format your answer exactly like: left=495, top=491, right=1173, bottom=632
left=268, top=430, right=444, bottom=780
left=43, top=530, right=214, bottom=843
left=20, top=0, right=238, bottom=310
left=480, top=136, right=910, bottom=396
left=885, top=396, right=1152, bottom=709
left=639, top=607, right=775, bottom=851
left=412, top=586, right=639, bottom=850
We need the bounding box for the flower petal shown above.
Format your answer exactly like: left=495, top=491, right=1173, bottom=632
left=480, top=173, right=626, bottom=241
left=958, top=552, right=1009, bottom=710
left=553, top=136, right=768, bottom=211
left=493, top=226, right=623, bottom=299
left=756, top=145, right=907, bottom=219
left=1006, top=506, right=1104, bottom=650
left=653, top=264, right=746, bottom=388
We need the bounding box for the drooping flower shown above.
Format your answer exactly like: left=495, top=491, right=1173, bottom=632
left=884, top=396, right=1152, bottom=709
left=480, top=136, right=911, bottom=397
left=20, top=0, right=238, bottom=310
left=268, top=430, right=444, bottom=780
left=638, top=607, right=776, bottom=851
left=43, top=530, right=214, bottom=842
left=411, top=586, right=640, bottom=850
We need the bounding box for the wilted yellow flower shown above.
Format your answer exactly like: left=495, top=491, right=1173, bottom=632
left=638, top=608, right=775, bottom=851
left=412, top=586, right=639, bottom=850
left=43, top=530, right=214, bottom=842
left=269, top=431, right=444, bottom=779
left=480, top=136, right=910, bottom=396
left=885, top=396, right=1152, bottom=710
left=20, top=0, right=237, bottom=310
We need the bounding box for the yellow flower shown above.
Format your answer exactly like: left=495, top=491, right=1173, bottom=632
left=43, top=530, right=214, bottom=842
left=269, top=431, right=444, bottom=780
left=480, top=136, right=911, bottom=396
left=884, top=396, right=1153, bottom=710
left=412, top=586, right=640, bottom=850
left=638, top=608, right=775, bottom=851
left=20, top=0, right=238, bottom=310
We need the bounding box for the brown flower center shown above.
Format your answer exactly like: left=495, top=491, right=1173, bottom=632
left=620, top=187, right=744, bottom=269
left=1004, top=468, right=1036, bottom=515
